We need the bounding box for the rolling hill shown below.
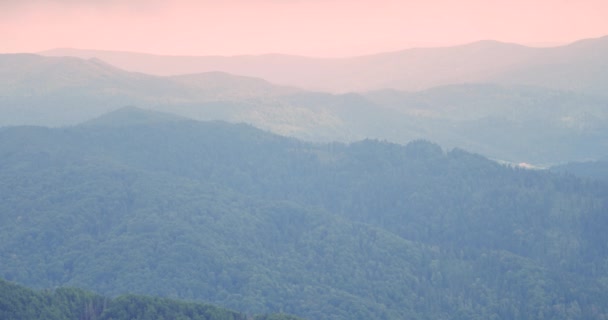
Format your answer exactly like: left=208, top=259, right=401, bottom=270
left=2, top=52, right=608, bottom=164
left=1, top=108, right=608, bottom=319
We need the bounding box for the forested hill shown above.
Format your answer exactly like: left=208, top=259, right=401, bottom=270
left=1, top=108, right=608, bottom=319
left=551, top=160, right=608, bottom=182
left=0, top=278, right=301, bottom=320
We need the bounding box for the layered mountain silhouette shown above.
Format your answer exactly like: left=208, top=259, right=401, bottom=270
left=41, top=36, right=608, bottom=95
left=3, top=50, right=608, bottom=164
left=2, top=35, right=606, bottom=320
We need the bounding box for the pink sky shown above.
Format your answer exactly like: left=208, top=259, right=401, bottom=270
left=1, top=0, right=607, bottom=57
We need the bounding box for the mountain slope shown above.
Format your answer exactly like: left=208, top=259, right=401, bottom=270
left=551, top=160, right=608, bottom=181
left=363, top=84, right=608, bottom=163
left=1, top=111, right=607, bottom=319
left=81, top=105, right=191, bottom=127
left=0, top=53, right=191, bottom=126
left=0, top=54, right=351, bottom=144
left=0, top=53, right=297, bottom=126
left=3, top=54, right=608, bottom=164
left=169, top=72, right=299, bottom=99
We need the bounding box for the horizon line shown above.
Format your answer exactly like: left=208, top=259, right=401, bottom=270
left=9, top=34, right=604, bottom=59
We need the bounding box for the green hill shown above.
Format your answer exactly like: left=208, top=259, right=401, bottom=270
left=1, top=109, right=607, bottom=319
left=0, top=278, right=301, bottom=320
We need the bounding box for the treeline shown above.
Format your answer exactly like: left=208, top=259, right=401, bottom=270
left=551, top=160, right=608, bottom=181
left=0, top=278, right=302, bottom=320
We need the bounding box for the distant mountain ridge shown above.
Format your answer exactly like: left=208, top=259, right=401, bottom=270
left=0, top=53, right=300, bottom=129
left=41, top=35, right=608, bottom=94
left=2, top=53, right=608, bottom=164
left=81, top=106, right=191, bottom=127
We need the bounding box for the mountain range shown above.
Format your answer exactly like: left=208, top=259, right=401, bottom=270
left=41, top=36, right=608, bottom=95
left=4, top=41, right=608, bottom=164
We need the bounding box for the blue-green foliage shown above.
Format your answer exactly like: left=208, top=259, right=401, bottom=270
left=1, top=111, right=607, bottom=319
left=0, top=278, right=277, bottom=320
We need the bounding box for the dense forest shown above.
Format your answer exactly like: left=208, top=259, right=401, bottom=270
left=0, top=278, right=301, bottom=320
left=551, top=160, right=608, bottom=181
left=1, top=108, right=608, bottom=319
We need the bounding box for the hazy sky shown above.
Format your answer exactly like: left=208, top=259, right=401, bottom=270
left=1, top=0, right=607, bottom=57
